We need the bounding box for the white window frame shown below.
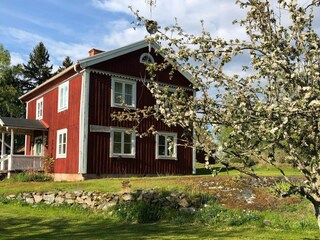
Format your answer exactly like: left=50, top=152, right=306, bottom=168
left=110, top=128, right=136, bottom=158
left=56, top=128, right=67, bottom=158
left=58, top=81, right=69, bottom=112
left=140, top=53, right=154, bottom=64
left=36, top=97, right=43, bottom=120
left=156, top=132, right=178, bottom=160
left=111, top=77, right=136, bottom=109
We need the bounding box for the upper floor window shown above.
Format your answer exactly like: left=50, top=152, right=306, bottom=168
left=58, top=81, right=69, bottom=112
left=110, top=128, right=135, bottom=158
left=36, top=98, right=43, bottom=120
left=156, top=132, right=177, bottom=160
left=140, top=53, right=154, bottom=64
left=111, top=78, right=136, bottom=108
left=56, top=128, right=67, bottom=158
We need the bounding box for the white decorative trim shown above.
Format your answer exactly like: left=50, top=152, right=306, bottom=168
left=77, top=40, right=193, bottom=84
left=79, top=69, right=90, bottom=174
left=140, top=53, right=154, bottom=64
left=156, top=132, right=177, bottom=160
left=90, top=69, right=193, bottom=92
left=90, top=125, right=110, bottom=133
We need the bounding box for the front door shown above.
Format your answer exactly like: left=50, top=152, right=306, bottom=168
left=34, top=136, right=43, bottom=156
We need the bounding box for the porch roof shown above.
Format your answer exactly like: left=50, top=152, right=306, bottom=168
left=0, top=117, right=48, bottom=132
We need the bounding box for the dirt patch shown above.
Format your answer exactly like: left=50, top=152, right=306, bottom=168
left=195, top=176, right=301, bottom=211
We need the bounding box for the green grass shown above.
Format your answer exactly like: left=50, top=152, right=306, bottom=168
left=196, top=162, right=301, bottom=177
left=0, top=164, right=315, bottom=239
left=0, top=201, right=319, bottom=240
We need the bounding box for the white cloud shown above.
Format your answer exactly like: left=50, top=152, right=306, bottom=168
left=10, top=52, right=26, bottom=65
left=1, top=27, right=93, bottom=66
left=91, top=0, right=247, bottom=39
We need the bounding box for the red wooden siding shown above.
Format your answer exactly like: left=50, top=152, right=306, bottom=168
left=87, top=69, right=193, bottom=175
left=92, top=48, right=192, bottom=89
left=26, top=74, right=82, bottom=173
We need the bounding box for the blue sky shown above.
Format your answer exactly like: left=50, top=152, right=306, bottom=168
left=0, top=0, right=319, bottom=73
left=0, top=0, right=247, bottom=71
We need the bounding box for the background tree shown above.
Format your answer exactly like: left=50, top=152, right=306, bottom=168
left=22, top=42, right=52, bottom=92
left=117, top=0, right=320, bottom=228
left=0, top=44, right=24, bottom=118
left=56, top=56, right=73, bottom=74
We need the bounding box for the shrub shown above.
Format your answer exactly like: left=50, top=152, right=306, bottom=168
left=114, top=202, right=163, bottom=223
left=4, top=171, right=53, bottom=182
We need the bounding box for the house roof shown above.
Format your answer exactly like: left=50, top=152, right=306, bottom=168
left=78, top=40, right=192, bottom=82
left=19, top=40, right=193, bottom=102
left=0, top=117, right=48, bottom=131
left=19, top=64, right=76, bottom=102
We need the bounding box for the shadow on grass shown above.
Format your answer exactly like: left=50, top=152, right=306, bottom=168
left=0, top=212, right=249, bottom=240
left=1, top=204, right=319, bottom=240
left=196, top=166, right=234, bottom=176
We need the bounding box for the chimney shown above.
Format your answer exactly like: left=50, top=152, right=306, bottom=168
left=89, top=48, right=104, bottom=56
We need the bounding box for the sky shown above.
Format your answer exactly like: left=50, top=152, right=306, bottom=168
left=0, top=0, right=319, bottom=72
left=0, top=0, right=248, bottom=71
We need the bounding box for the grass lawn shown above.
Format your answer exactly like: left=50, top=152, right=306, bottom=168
left=0, top=164, right=316, bottom=240
left=0, top=203, right=319, bottom=240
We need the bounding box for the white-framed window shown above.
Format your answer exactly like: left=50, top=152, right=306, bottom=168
left=111, top=77, right=136, bottom=108
left=156, top=132, right=177, bottom=160
left=140, top=53, right=154, bottom=64
left=36, top=97, right=43, bottom=120
left=58, top=81, right=69, bottom=112
left=110, top=128, right=135, bottom=158
left=56, top=128, right=67, bottom=158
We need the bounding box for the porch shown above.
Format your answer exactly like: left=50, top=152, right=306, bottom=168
left=0, top=117, right=48, bottom=178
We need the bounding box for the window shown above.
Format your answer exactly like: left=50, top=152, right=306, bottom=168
left=110, top=128, right=135, bottom=158
left=156, top=132, right=177, bottom=160
left=111, top=78, right=136, bottom=108
left=36, top=98, right=43, bottom=120
left=140, top=53, right=154, bottom=64
left=34, top=136, right=43, bottom=156
left=56, top=129, right=67, bottom=158
left=58, top=81, right=69, bottom=112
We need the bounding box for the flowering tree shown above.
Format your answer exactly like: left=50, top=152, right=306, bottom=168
left=115, top=0, right=320, bottom=227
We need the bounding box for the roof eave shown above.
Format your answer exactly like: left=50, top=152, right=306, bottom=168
left=78, top=40, right=160, bottom=68
left=19, top=64, right=76, bottom=102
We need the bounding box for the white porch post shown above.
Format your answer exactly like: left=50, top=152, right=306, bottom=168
left=0, top=131, right=5, bottom=170
left=8, top=129, right=14, bottom=172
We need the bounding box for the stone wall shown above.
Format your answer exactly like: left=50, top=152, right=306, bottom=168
left=5, top=190, right=203, bottom=214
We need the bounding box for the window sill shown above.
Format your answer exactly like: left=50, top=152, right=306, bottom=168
left=58, top=107, right=68, bottom=113
left=111, top=154, right=135, bottom=159
left=111, top=104, right=136, bottom=110
left=156, top=157, right=177, bottom=161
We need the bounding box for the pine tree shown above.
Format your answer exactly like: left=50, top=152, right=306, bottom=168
left=22, top=42, right=53, bottom=92
left=0, top=44, right=24, bottom=118
left=56, top=56, right=73, bottom=74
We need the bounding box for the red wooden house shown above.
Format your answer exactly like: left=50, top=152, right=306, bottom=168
left=1, top=41, right=196, bottom=181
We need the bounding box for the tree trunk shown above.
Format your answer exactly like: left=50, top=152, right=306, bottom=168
left=312, top=202, right=320, bottom=229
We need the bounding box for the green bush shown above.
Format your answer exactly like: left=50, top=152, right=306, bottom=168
left=114, top=202, right=163, bottom=223
left=3, top=171, right=53, bottom=182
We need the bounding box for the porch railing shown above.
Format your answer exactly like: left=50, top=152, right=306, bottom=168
left=0, top=155, right=43, bottom=172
